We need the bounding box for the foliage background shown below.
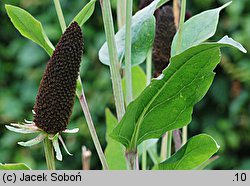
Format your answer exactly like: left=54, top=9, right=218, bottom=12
left=0, top=0, right=249, bottom=169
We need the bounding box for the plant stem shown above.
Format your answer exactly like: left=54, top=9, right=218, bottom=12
left=160, top=131, right=172, bottom=160
left=142, top=142, right=147, bottom=170
left=173, top=0, right=181, bottom=28
left=160, top=133, right=167, bottom=160
left=182, top=126, right=187, bottom=145
left=53, top=0, right=108, bottom=170
left=148, top=147, right=160, bottom=165
left=117, top=0, right=126, bottom=29
left=173, top=129, right=182, bottom=152
left=166, top=130, right=172, bottom=159
left=78, top=82, right=109, bottom=170
left=125, top=151, right=139, bottom=170
left=100, top=0, right=125, bottom=121
left=176, top=0, right=187, bottom=145
left=146, top=49, right=152, bottom=84
left=43, top=138, right=55, bottom=170
left=125, top=0, right=133, bottom=106
left=141, top=49, right=153, bottom=170
left=53, top=0, right=67, bottom=32
left=175, top=0, right=186, bottom=53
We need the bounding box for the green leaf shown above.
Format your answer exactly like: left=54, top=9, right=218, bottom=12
left=154, top=134, right=219, bottom=170
left=122, top=66, right=147, bottom=100
left=5, top=5, right=54, bottom=56
left=0, top=163, right=31, bottom=170
left=104, top=109, right=127, bottom=170
left=110, top=36, right=246, bottom=150
left=73, top=0, right=96, bottom=27
left=99, top=0, right=158, bottom=67
left=171, top=2, right=232, bottom=56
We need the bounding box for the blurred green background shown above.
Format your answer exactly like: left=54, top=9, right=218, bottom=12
left=0, top=0, right=250, bottom=170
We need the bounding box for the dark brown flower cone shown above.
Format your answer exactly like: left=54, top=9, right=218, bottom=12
left=33, top=22, right=83, bottom=134
left=153, top=6, right=176, bottom=77
left=139, top=1, right=176, bottom=77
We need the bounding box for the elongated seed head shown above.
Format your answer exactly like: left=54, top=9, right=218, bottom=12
left=33, top=22, right=83, bottom=134
left=153, top=6, right=176, bottom=77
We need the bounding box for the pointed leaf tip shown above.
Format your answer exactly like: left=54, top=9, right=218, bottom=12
left=218, top=35, right=247, bottom=53
left=220, top=1, right=232, bottom=10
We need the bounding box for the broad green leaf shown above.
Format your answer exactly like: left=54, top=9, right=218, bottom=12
left=0, top=163, right=31, bottom=170
left=171, top=2, right=232, bottom=56
left=122, top=66, right=147, bottom=100
left=99, top=0, right=158, bottom=67
left=104, top=109, right=127, bottom=170
left=73, top=0, right=96, bottom=27
left=5, top=5, right=54, bottom=56
left=154, top=134, right=219, bottom=170
left=110, top=36, right=246, bottom=150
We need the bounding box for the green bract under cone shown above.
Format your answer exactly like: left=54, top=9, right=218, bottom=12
left=33, top=22, right=83, bottom=134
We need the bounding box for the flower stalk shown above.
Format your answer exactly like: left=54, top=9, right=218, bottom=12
left=100, top=0, right=125, bottom=121
left=117, top=0, right=126, bottom=29
left=53, top=0, right=66, bottom=32
left=125, top=0, right=133, bottom=106
left=77, top=78, right=109, bottom=170
left=44, top=138, right=55, bottom=170
left=176, top=0, right=187, bottom=145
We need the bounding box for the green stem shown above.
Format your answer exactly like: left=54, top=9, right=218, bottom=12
left=175, top=0, right=186, bottom=54
left=160, top=133, right=167, bottom=160
left=124, top=0, right=139, bottom=170
left=78, top=82, right=109, bottom=170
left=125, top=151, right=138, bottom=170
left=148, top=147, right=160, bottom=165
left=100, top=0, right=125, bottom=121
left=160, top=131, right=172, bottom=161
left=176, top=0, right=187, bottom=145
left=142, top=142, right=147, bottom=170
left=117, top=0, right=126, bottom=29
left=182, top=126, right=187, bottom=145
left=53, top=0, right=67, bottom=32
left=146, top=49, right=152, bottom=85
left=125, top=0, right=133, bottom=106
left=43, top=138, right=55, bottom=170
left=141, top=49, right=153, bottom=170
left=166, top=130, right=172, bottom=159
